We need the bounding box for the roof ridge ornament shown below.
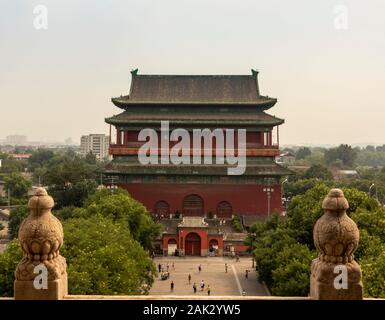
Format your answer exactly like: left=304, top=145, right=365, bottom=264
left=251, top=69, right=260, bottom=96
left=131, top=68, right=138, bottom=76
left=251, top=69, right=259, bottom=77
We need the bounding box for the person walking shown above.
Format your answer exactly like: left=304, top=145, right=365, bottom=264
left=170, top=281, right=174, bottom=292
left=200, top=280, right=205, bottom=291
left=158, top=263, right=161, bottom=273
left=225, top=263, right=228, bottom=273
left=188, top=274, right=192, bottom=284
left=193, top=282, right=197, bottom=293
left=167, top=263, right=169, bottom=272
left=245, top=270, right=249, bottom=279
left=172, top=262, right=175, bottom=270
left=207, top=285, right=211, bottom=296
left=198, top=264, right=202, bottom=273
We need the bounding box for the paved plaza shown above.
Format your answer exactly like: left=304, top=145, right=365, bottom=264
left=150, top=256, right=270, bottom=296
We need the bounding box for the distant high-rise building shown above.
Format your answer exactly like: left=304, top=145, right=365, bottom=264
left=80, top=134, right=110, bottom=160
left=6, top=135, right=27, bottom=146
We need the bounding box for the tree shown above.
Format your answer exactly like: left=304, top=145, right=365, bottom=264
left=285, top=183, right=329, bottom=247
left=271, top=244, right=316, bottom=296
left=232, top=214, right=242, bottom=232
left=61, top=215, right=156, bottom=295
left=0, top=240, right=23, bottom=297
left=28, top=149, right=55, bottom=169
left=250, top=183, right=385, bottom=297
left=8, top=205, right=29, bottom=239
left=49, top=179, right=98, bottom=209
left=361, top=253, right=385, bottom=298
left=284, top=178, right=321, bottom=198
left=41, top=155, right=100, bottom=208
left=0, top=216, right=157, bottom=297
left=354, top=229, right=385, bottom=261
left=4, top=173, right=32, bottom=199
left=253, top=226, right=297, bottom=287
left=324, top=144, right=357, bottom=167
left=80, top=188, right=162, bottom=251
left=295, top=147, right=311, bottom=160
left=286, top=183, right=379, bottom=248
left=351, top=207, right=385, bottom=242
left=304, top=151, right=326, bottom=166
left=303, top=164, right=333, bottom=180
left=0, top=155, right=26, bottom=173
left=85, top=152, right=97, bottom=165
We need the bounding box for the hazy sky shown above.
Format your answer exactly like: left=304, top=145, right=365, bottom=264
left=0, top=0, right=384, bottom=145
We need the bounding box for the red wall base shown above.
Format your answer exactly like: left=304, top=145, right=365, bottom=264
left=117, top=183, right=283, bottom=216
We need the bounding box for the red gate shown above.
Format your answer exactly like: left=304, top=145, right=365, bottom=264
left=185, top=232, right=201, bottom=256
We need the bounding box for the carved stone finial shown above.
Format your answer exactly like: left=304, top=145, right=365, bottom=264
left=310, top=188, right=363, bottom=300
left=14, top=188, right=68, bottom=300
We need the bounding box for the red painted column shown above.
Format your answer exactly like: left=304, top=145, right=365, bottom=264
left=277, top=125, right=280, bottom=147
left=116, top=129, right=121, bottom=145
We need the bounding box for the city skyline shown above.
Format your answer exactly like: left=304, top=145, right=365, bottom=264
left=1, top=0, right=384, bottom=145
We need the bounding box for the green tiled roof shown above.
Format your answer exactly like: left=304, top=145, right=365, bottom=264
left=105, top=110, right=284, bottom=126
left=111, top=69, right=277, bottom=109
left=105, top=162, right=292, bottom=176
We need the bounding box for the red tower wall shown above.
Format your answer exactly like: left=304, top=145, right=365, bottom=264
left=117, top=183, right=283, bottom=216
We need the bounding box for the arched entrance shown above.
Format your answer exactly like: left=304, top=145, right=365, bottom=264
left=183, top=194, right=204, bottom=216
left=154, top=200, right=170, bottom=219
left=167, top=238, right=177, bottom=256
left=185, top=232, right=201, bottom=256
left=216, top=201, right=232, bottom=218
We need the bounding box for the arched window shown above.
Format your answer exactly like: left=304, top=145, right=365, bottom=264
left=183, top=194, right=204, bottom=216
left=154, top=200, right=170, bottom=219
left=217, top=201, right=232, bottom=218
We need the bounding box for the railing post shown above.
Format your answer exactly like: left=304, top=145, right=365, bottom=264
left=310, top=188, right=363, bottom=300
left=14, top=187, right=68, bottom=300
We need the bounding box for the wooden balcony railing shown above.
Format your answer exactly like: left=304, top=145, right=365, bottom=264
left=109, top=146, right=280, bottom=157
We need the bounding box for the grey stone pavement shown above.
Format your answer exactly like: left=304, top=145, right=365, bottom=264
left=150, top=256, right=270, bottom=296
